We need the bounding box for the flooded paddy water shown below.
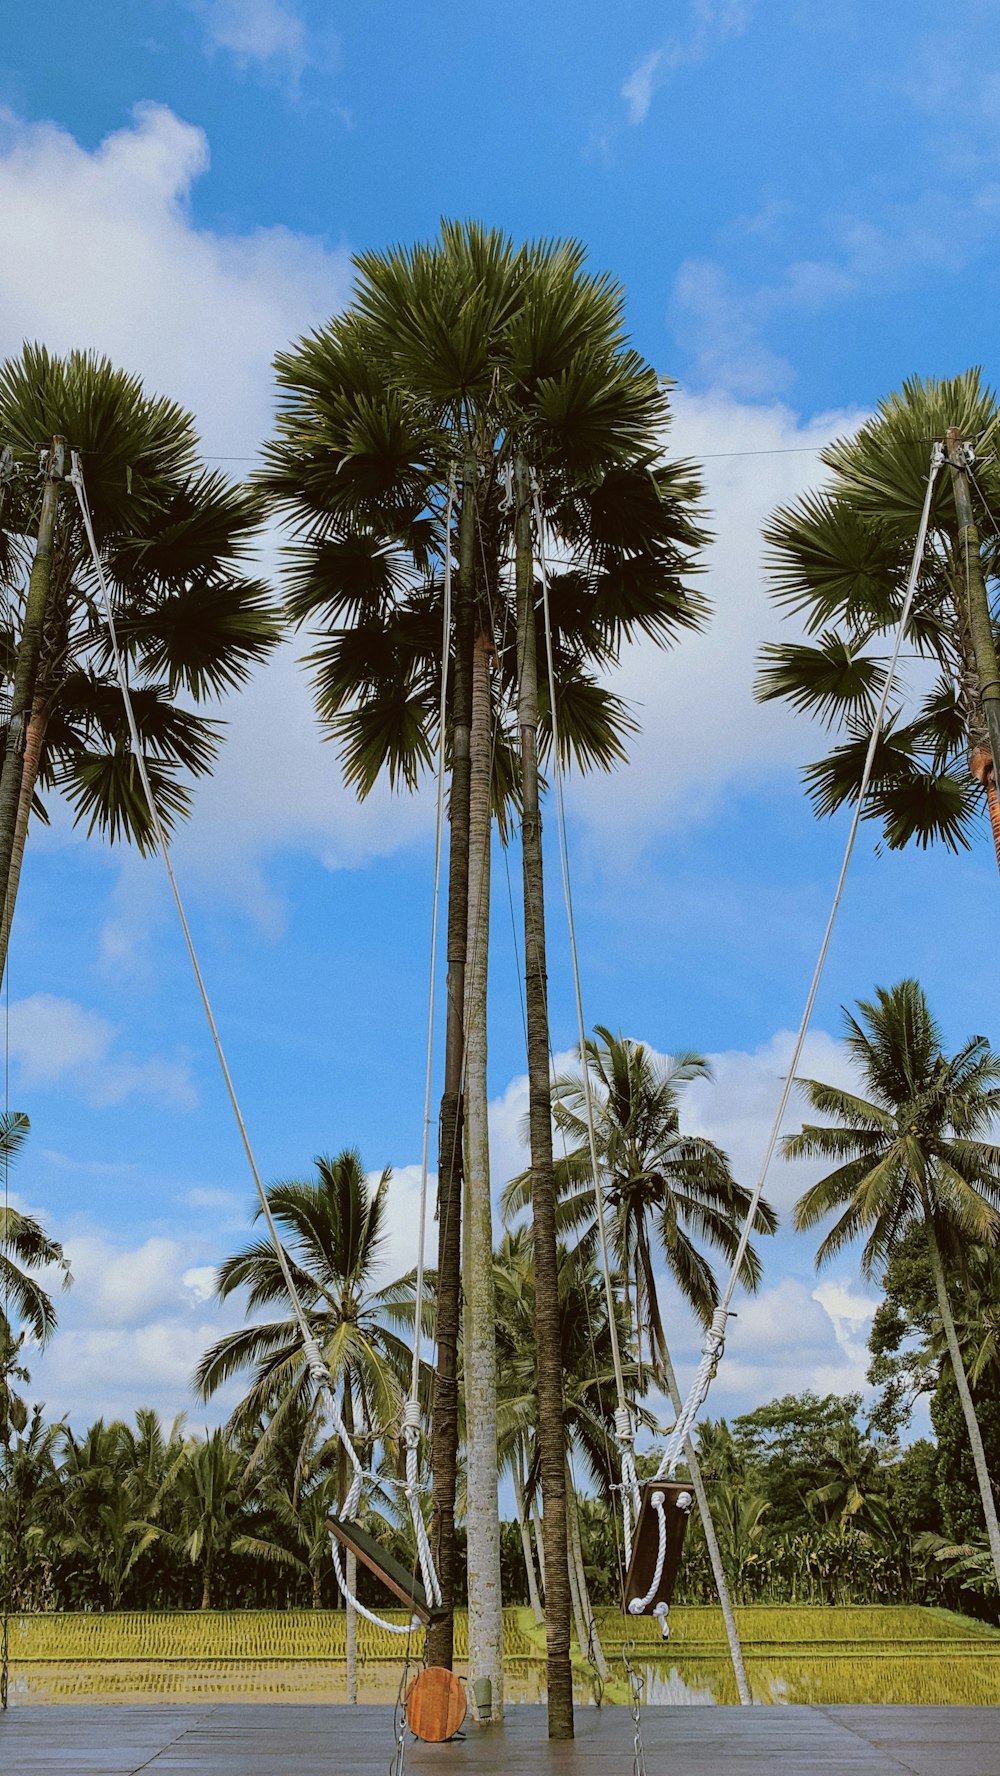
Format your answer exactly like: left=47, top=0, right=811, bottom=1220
left=7, top=1605, right=1000, bottom=1707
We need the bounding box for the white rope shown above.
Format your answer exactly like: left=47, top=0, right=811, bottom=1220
left=627, top=1491, right=667, bottom=1615
left=410, top=471, right=454, bottom=1411
left=657, top=442, right=945, bottom=1478
left=70, top=455, right=439, bottom=1626
left=530, top=484, right=641, bottom=1548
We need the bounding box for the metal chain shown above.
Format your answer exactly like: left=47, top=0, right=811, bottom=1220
left=621, top=1635, right=647, bottom=1776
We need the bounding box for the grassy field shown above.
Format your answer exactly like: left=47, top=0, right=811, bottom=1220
left=7, top=1605, right=1000, bottom=1706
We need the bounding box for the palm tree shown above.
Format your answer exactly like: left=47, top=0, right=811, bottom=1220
left=0, top=1112, right=70, bottom=1343
left=260, top=226, right=707, bottom=1731
left=196, top=1149, right=414, bottom=1693
left=165, top=1429, right=252, bottom=1610
left=755, top=370, right=1000, bottom=871
left=805, top=1422, right=894, bottom=1537
left=787, top=978, right=1000, bottom=1593
left=506, top=1028, right=777, bottom=1374
left=506, top=1025, right=772, bottom=1703
left=0, top=344, right=280, bottom=977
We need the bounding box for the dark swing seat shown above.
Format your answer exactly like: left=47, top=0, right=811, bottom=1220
left=327, top=1516, right=446, bottom=1626
left=622, top=1481, right=694, bottom=1617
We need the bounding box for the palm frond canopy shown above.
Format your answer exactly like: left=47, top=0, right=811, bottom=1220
left=503, top=1026, right=776, bottom=1348
left=0, top=1111, right=70, bottom=1343
left=259, top=222, right=710, bottom=816
left=0, top=344, right=282, bottom=851
left=756, top=370, right=1000, bottom=855
left=788, top=979, right=1000, bottom=1278
left=195, top=1149, right=416, bottom=1458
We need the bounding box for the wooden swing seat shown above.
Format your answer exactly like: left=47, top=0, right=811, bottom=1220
left=327, top=1516, right=446, bottom=1626
left=622, top=1480, right=694, bottom=1616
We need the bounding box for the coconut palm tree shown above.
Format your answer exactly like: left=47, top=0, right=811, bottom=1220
left=755, top=370, right=1000, bottom=870
left=0, top=344, right=280, bottom=979
left=504, top=1028, right=777, bottom=1371
left=787, top=978, right=1000, bottom=1593
left=195, top=1148, right=415, bottom=1694
left=0, top=1112, right=70, bottom=1343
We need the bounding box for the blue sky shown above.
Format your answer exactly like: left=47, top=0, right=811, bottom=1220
left=1, top=0, right=997, bottom=1441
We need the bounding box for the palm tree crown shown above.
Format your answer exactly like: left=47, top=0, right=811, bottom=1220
left=0, top=344, right=281, bottom=851
left=195, top=1149, right=414, bottom=1453
left=789, top=979, right=1000, bottom=1276
left=788, top=978, right=1000, bottom=1594
left=756, top=370, right=1000, bottom=856
left=504, top=1026, right=777, bottom=1360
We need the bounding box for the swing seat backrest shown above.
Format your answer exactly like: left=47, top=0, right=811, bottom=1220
left=622, top=1481, right=693, bottom=1616
left=327, top=1515, right=445, bottom=1626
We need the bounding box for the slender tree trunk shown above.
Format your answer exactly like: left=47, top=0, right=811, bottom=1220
left=514, top=462, right=573, bottom=1738
left=341, top=1370, right=358, bottom=1701
left=659, top=1338, right=752, bottom=1704
left=0, top=693, right=49, bottom=966
left=201, top=1555, right=212, bottom=1611
left=565, top=1488, right=587, bottom=1656
left=345, top=1550, right=358, bottom=1702
left=565, top=1459, right=607, bottom=1681
left=924, top=1213, right=1000, bottom=1594
left=512, top=1456, right=544, bottom=1623
left=427, top=468, right=476, bottom=1671
left=0, top=441, right=63, bottom=987
left=463, top=627, right=504, bottom=1720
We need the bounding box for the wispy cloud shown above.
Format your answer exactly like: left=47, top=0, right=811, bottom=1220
left=622, top=0, right=754, bottom=124
left=671, top=174, right=1000, bottom=401
left=193, top=0, right=311, bottom=81
left=9, top=993, right=197, bottom=1110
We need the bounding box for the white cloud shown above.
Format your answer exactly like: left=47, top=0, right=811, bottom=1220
left=813, top=1276, right=879, bottom=1373
left=8, top=992, right=197, bottom=1109
left=368, top=1162, right=438, bottom=1288
left=0, top=102, right=349, bottom=458
left=23, top=1223, right=246, bottom=1425
left=182, top=1264, right=219, bottom=1303
left=621, top=52, right=663, bottom=127
left=683, top=1025, right=857, bottom=1213
left=196, top=0, right=309, bottom=75
left=622, top=2, right=754, bottom=124
left=66, top=1234, right=191, bottom=1325
left=567, top=390, right=866, bottom=846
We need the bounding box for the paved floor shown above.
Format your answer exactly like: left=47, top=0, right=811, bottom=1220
left=2, top=1703, right=999, bottom=1775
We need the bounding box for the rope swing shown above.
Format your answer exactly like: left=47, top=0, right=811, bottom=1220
left=69, top=454, right=444, bottom=1635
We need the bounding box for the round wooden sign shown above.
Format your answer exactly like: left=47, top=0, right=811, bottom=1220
left=404, top=1665, right=467, bottom=1742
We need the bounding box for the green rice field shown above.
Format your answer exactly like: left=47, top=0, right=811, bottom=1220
left=6, top=1605, right=1000, bottom=1707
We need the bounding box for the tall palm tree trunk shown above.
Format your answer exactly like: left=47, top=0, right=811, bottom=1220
left=345, top=1552, right=358, bottom=1703
left=923, top=1211, right=1000, bottom=1593
left=463, top=627, right=504, bottom=1718
left=512, top=1455, right=544, bottom=1623
left=0, top=445, right=62, bottom=984
left=427, top=470, right=476, bottom=1671
left=660, top=1338, right=752, bottom=1704
left=514, top=463, right=573, bottom=1738
left=0, top=693, right=49, bottom=966
left=341, top=1372, right=358, bottom=1702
